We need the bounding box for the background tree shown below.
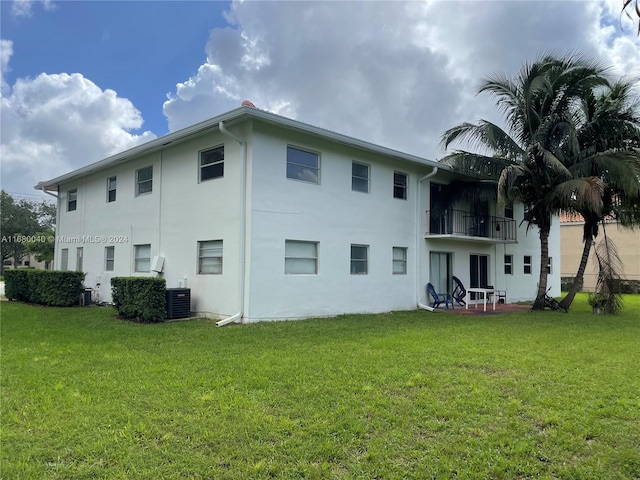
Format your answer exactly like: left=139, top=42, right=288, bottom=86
left=1, top=191, right=56, bottom=274
left=440, top=53, right=639, bottom=310
left=558, top=79, right=640, bottom=309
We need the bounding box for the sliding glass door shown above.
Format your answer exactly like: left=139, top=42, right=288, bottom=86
left=430, top=252, right=452, bottom=294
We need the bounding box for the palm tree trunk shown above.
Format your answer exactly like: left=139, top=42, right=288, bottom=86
left=532, top=225, right=550, bottom=310
left=558, top=238, right=594, bottom=310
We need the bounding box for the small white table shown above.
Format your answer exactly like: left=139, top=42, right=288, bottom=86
left=466, top=288, right=496, bottom=311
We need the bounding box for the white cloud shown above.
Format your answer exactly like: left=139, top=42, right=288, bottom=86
left=0, top=61, right=155, bottom=196
left=11, top=0, right=55, bottom=17
left=1, top=39, right=13, bottom=96
left=163, top=0, right=640, bottom=161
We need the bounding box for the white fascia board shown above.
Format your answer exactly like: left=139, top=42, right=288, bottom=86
left=34, top=106, right=451, bottom=191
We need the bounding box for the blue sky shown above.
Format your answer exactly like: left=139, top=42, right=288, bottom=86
left=1, top=0, right=639, bottom=199
left=2, top=1, right=228, bottom=137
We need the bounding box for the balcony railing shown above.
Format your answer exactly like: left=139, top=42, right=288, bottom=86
left=426, top=209, right=517, bottom=242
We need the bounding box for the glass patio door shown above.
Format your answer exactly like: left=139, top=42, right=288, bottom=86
left=430, top=252, right=452, bottom=295
left=469, top=254, right=489, bottom=300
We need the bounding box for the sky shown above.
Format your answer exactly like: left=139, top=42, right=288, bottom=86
left=1, top=0, right=639, bottom=200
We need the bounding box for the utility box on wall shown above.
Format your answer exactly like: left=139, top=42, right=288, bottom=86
left=166, top=288, right=190, bottom=319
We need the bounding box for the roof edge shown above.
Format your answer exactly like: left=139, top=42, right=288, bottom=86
left=35, top=106, right=449, bottom=190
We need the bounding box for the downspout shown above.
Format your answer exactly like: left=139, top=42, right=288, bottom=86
left=216, top=121, right=248, bottom=327
left=416, top=166, right=438, bottom=312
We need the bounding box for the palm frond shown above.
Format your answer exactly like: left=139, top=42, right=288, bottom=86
left=439, top=151, right=514, bottom=180
left=593, top=224, right=625, bottom=314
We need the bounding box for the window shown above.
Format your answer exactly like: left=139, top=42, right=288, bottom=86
left=60, top=248, right=69, bottom=271
left=350, top=244, right=369, bottom=275
left=352, top=162, right=370, bottom=193
left=504, top=202, right=514, bottom=219
left=76, top=247, right=83, bottom=272
left=67, top=189, right=77, bottom=211
left=524, top=255, right=532, bottom=275
left=200, top=146, right=224, bottom=182
left=107, top=177, right=117, bottom=202
left=546, top=257, right=552, bottom=275
left=134, top=244, right=151, bottom=272
left=198, top=240, right=223, bottom=274
left=285, top=240, right=318, bottom=275
left=504, top=254, right=513, bottom=275
left=136, top=166, right=153, bottom=195
left=393, top=247, right=407, bottom=275
left=287, top=146, right=319, bottom=184
left=393, top=172, right=408, bottom=199
left=105, top=246, right=115, bottom=271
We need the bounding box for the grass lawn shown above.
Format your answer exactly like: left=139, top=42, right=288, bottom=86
left=2, top=295, right=639, bottom=479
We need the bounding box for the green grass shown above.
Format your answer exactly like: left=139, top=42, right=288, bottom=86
left=2, top=295, right=639, bottom=479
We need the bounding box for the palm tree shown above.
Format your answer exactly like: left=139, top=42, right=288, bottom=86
left=440, top=53, right=639, bottom=310
left=558, top=79, right=640, bottom=309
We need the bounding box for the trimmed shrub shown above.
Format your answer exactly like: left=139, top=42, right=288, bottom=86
left=4, top=270, right=85, bottom=307
left=110, top=277, right=166, bottom=323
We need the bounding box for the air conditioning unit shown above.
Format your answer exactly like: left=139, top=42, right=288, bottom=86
left=166, top=288, right=190, bottom=319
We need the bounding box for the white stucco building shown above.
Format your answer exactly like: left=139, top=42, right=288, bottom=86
left=35, top=105, right=560, bottom=322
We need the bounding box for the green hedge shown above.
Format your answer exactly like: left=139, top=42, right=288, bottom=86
left=111, top=277, right=166, bottom=323
left=4, top=270, right=86, bottom=307
left=561, top=276, right=640, bottom=294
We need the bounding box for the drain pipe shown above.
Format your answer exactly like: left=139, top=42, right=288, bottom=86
left=416, top=166, right=438, bottom=312
left=216, top=121, right=248, bottom=327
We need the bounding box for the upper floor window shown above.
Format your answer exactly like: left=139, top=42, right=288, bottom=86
left=134, top=244, right=151, bottom=272
left=393, top=172, right=408, bottom=199
left=287, top=146, right=319, bottom=184
left=136, top=166, right=153, bottom=195
left=504, top=202, right=514, bottom=219
left=67, top=189, right=77, bottom=211
left=200, top=146, right=224, bottom=182
left=198, top=240, right=223, bottom=274
left=107, top=176, right=117, bottom=202
left=352, top=162, right=370, bottom=193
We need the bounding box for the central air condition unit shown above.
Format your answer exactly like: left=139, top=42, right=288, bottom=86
left=166, top=288, right=190, bottom=319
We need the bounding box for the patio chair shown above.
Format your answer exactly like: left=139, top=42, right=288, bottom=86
left=452, top=276, right=467, bottom=307
left=484, top=285, right=507, bottom=304
left=427, top=283, right=453, bottom=309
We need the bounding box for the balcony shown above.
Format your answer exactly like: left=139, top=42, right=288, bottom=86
left=425, top=209, right=517, bottom=243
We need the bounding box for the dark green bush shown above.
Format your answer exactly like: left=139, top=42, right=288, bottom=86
left=110, top=277, right=166, bottom=323
left=4, top=270, right=85, bottom=307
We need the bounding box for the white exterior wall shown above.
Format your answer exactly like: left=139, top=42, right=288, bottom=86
left=246, top=123, right=430, bottom=321
left=51, top=114, right=560, bottom=322
left=54, top=128, right=244, bottom=317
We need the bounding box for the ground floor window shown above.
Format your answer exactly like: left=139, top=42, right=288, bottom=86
left=350, top=244, right=369, bottom=275
left=504, top=254, right=513, bottom=275
left=392, top=247, right=407, bottom=275
left=285, top=240, right=318, bottom=274
left=60, top=248, right=69, bottom=271
left=105, top=246, right=115, bottom=271
left=524, top=255, right=532, bottom=275
left=198, top=240, right=223, bottom=274
left=134, top=244, right=151, bottom=272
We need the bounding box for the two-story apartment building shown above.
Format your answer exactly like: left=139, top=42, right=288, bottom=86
left=35, top=105, right=560, bottom=323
